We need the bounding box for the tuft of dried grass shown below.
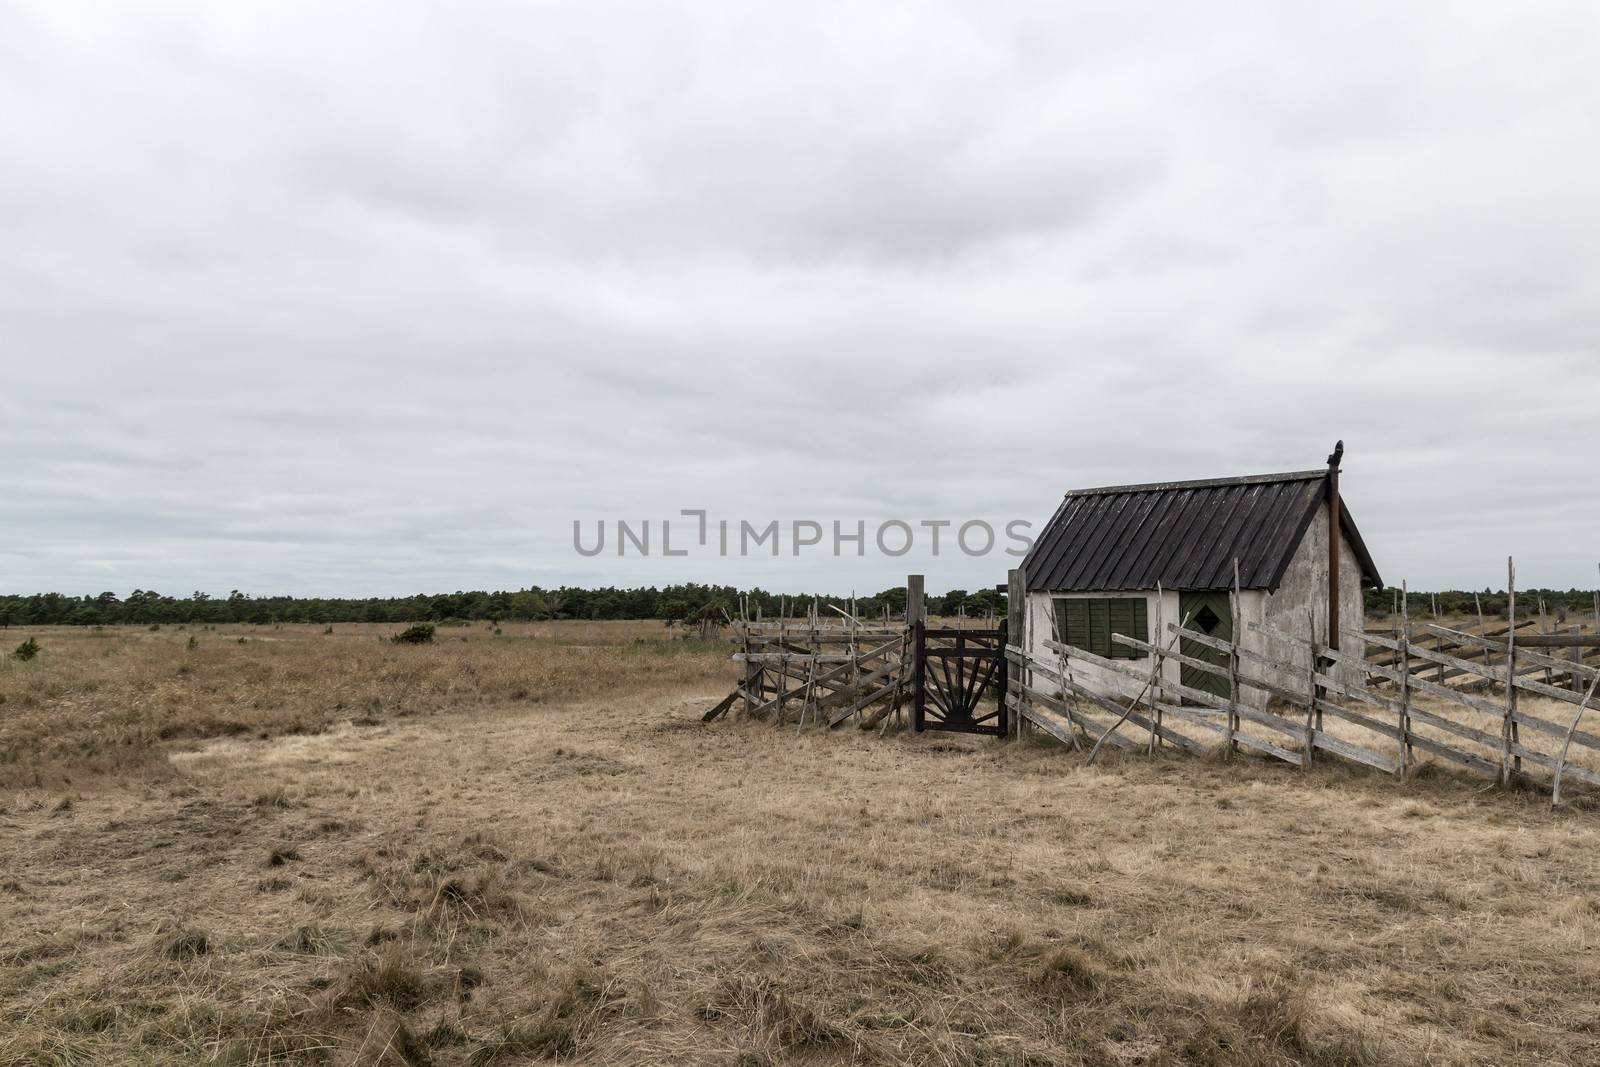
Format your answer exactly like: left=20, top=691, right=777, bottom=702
left=151, top=924, right=210, bottom=960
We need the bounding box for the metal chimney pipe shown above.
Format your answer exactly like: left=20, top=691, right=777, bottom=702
left=1327, top=440, right=1344, bottom=653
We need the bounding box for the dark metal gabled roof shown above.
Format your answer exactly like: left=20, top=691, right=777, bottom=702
left=1023, top=469, right=1382, bottom=593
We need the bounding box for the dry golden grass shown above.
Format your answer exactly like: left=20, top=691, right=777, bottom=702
left=0, top=621, right=724, bottom=787
left=3, top=623, right=1599, bottom=1065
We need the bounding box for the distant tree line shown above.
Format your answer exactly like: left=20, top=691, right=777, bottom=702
left=0, top=584, right=1009, bottom=628
left=1363, top=587, right=1600, bottom=620
left=11, top=583, right=1588, bottom=628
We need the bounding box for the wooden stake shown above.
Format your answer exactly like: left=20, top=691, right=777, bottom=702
left=1552, top=668, right=1600, bottom=806
left=1398, top=580, right=1412, bottom=776
left=1228, top=562, right=1241, bottom=758
left=906, top=575, right=925, bottom=731
left=1431, top=593, right=1444, bottom=684
left=1502, top=557, right=1518, bottom=784
left=1475, top=593, right=1492, bottom=672
left=1304, top=604, right=1317, bottom=768
left=1007, top=567, right=1025, bottom=742
left=1540, top=597, right=1553, bottom=685
left=1149, top=584, right=1164, bottom=755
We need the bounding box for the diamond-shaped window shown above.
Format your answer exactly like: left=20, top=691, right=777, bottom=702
left=1195, top=604, right=1222, bottom=634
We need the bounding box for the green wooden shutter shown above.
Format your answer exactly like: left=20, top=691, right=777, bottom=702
left=1056, top=599, right=1091, bottom=652
left=1057, top=597, right=1148, bottom=659
left=1107, top=599, right=1130, bottom=658
left=1088, top=598, right=1110, bottom=656
left=1107, top=598, right=1148, bottom=659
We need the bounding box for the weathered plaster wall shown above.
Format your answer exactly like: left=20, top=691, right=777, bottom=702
left=1258, top=507, right=1368, bottom=690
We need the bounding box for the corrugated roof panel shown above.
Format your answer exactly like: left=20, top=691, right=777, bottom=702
left=1022, top=469, right=1382, bottom=592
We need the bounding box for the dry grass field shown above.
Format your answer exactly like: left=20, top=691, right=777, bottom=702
left=3, top=622, right=1600, bottom=1066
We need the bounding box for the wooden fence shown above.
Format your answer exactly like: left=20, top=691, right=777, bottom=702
left=1007, top=561, right=1600, bottom=804
left=704, top=566, right=1600, bottom=805
left=701, top=597, right=912, bottom=730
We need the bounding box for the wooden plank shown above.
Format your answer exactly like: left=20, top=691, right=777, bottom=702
left=1427, top=624, right=1600, bottom=681
left=701, top=689, right=740, bottom=723
left=1151, top=702, right=1303, bottom=765
left=1324, top=642, right=1507, bottom=716
left=1009, top=689, right=1136, bottom=750
left=826, top=677, right=900, bottom=728
left=1507, top=742, right=1600, bottom=787
left=1307, top=719, right=1398, bottom=773
left=1010, top=694, right=1105, bottom=749
left=1171, top=620, right=1292, bottom=681
left=814, top=660, right=899, bottom=711
left=1153, top=627, right=1314, bottom=707
left=1508, top=705, right=1600, bottom=752
left=1508, top=634, right=1600, bottom=649
left=1358, top=629, right=1508, bottom=684
left=741, top=624, right=904, bottom=637
left=1111, top=632, right=1229, bottom=679
left=1008, top=654, right=1205, bottom=754
left=1512, top=672, right=1600, bottom=721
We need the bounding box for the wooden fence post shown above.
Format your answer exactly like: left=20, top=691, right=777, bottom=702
left=1398, top=580, right=1411, bottom=776
left=1539, top=597, right=1553, bottom=685
left=1228, top=562, right=1241, bottom=757
left=906, top=574, right=925, bottom=730
left=741, top=605, right=759, bottom=718
left=1007, top=568, right=1024, bottom=741
left=1432, top=594, right=1445, bottom=685
left=1502, top=557, right=1518, bottom=784
left=1570, top=627, right=1584, bottom=695
left=1149, top=584, right=1164, bottom=755
left=1475, top=592, right=1492, bottom=671
left=1304, top=604, right=1317, bottom=769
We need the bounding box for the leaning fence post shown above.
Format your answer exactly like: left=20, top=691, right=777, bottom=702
left=1148, top=584, right=1164, bottom=755
left=1398, top=580, right=1412, bottom=776
left=1553, top=669, right=1600, bottom=807
left=1304, top=605, right=1317, bottom=768
left=1228, top=561, right=1241, bottom=757
left=1501, top=557, right=1518, bottom=784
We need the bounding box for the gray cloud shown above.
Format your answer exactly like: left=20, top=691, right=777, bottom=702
left=1, top=2, right=1597, bottom=598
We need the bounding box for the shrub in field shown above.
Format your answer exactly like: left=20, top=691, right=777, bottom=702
left=391, top=623, right=435, bottom=645
left=13, top=637, right=39, bottom=661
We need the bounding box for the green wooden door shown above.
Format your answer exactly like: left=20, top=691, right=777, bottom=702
left=1178, top=591, right=1233, bottom=703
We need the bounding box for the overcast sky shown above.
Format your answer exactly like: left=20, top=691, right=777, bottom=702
left=2, top=2, right=1597, bottom=598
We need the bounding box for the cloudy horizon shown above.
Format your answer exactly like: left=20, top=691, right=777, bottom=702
left=3, top=3, right=1597, bottom=599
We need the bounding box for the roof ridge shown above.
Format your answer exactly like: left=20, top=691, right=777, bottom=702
left=1064, top=469, right=1327, bottom=498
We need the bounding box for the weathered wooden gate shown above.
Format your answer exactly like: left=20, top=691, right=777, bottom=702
left=913, top=621, right=1009, bottom=735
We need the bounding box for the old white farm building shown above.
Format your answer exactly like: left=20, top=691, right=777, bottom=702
left=1020, top=449, right=1382, bottom=707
